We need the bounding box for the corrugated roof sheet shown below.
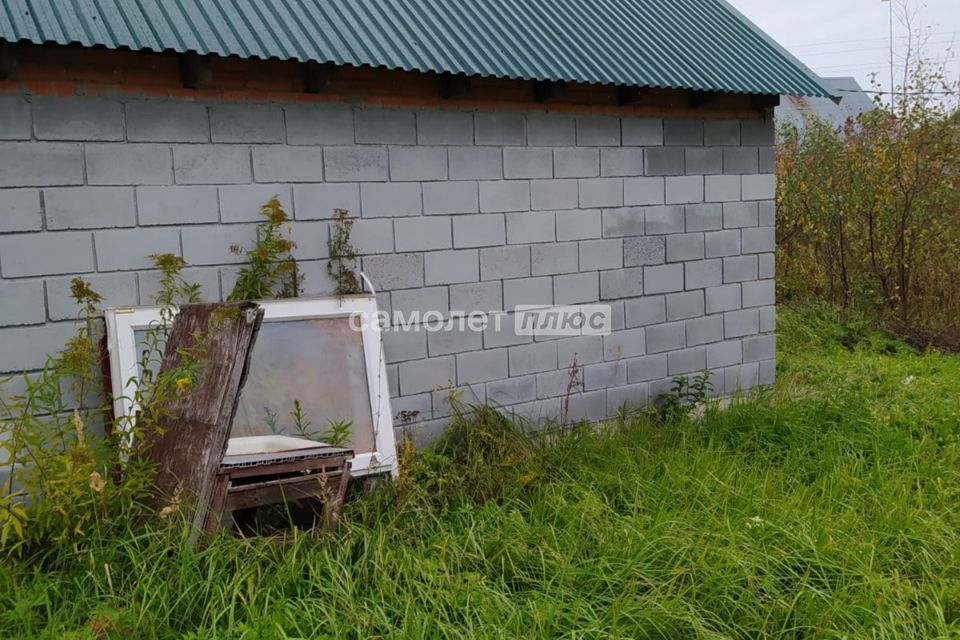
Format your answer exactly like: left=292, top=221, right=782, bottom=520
left=778, top=77, right=877, bottom=130
left=0, top=0, right=835, bottom=98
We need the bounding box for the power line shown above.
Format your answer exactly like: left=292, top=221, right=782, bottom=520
left=785, top=30, right=960, bottom=50
left=796, top=38, right=959, bottom=58
left=831, top=87, right=959, bottom=96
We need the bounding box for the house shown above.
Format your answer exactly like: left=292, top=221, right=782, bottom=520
left=0, top=0, right=834, bottom=440
left=777, top=77, right=876, bottom=131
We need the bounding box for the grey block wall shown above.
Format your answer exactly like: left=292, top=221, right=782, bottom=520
left=0, top=94, right=776, bottom=440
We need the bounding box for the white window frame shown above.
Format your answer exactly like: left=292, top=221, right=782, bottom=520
left=104, top=293, right=396, bottom=477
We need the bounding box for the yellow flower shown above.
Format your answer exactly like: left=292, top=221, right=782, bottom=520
left=89, top=471, right=105, bottom=493
left=175, top=377, right=193, bottom=392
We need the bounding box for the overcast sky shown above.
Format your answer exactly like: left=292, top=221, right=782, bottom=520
left=726, top=0, right=959, bottom=95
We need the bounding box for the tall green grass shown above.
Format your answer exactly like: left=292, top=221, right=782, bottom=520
left=3, top=305, right=960, bottom=638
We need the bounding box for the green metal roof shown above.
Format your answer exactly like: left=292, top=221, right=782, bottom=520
left=0, top=0, right=834, bottom=98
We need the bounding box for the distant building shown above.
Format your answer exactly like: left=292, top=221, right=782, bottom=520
left=777, top=77, right=877, bottom=130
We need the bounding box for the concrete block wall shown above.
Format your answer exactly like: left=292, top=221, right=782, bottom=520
left=0, top=94, right=776, bottom=440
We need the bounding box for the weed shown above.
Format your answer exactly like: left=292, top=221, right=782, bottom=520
left=227, top=197, right=301, bottom=301
left=326, top=208, right=361, bottom=296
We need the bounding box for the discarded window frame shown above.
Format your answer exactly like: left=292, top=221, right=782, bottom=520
left=105, top=295, right=396, bottom=477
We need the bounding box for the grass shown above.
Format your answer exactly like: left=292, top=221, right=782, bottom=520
left=3, top=304, right=960, bottom=638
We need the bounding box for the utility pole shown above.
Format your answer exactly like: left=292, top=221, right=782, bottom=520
left=882, top=0, right=895, bottom=109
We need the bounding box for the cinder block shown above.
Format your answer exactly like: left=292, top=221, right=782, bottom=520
left=457, top=348, right=509, bottom=384
left=759, top=305, right=776, bottom=332
left=323, top=146, right=388, bottom=182
left=126, top=101, right=209, bottom=142
left=399, top=356, right=456, bottom=395
left=723, top=147, right=759, bottom=174
left=624, top=236, right=665, bottom=267
left=389, top=146, right=447, bottom=181
left=387, top=364, right=400, bottom=398
left=705, top=284, right=741, bottom=314
left=137, top=186, right=218, bottom=226
left=360, top=183, right=422, bottom=217
left=252, top=146, right=325, bottom=182
left=531, top=179, right=578, bottom=211
left=565, top=389, right=608, bottom=422
left=0, top=280, right=45, bottom=326
left=475, top=112, right=525, bottom=146
left=537, top=368, right=574, bottom=400
left=348, top=219, right=395, bottom=255
left=450, top=281, right=502, bottom=312
left=454, top=214, right=506, bottom=248
left=577, top=116, right=620, bottom=146
left=705, top=175, right=741, bottom=203
left=416, top=109, right=474, bottom=145
left=669, top=347, right=706, bottom=375
left=554, top=148, right=599, bottom=178
left=0, top=143, right=83, bottom=187
left=664, top=118, right=703, bottom=146
left=759, top=201, right=776, bottom=226
left=557, top=209, right=601, bottom=241
left=363, top=253, right=426, bottom=290
left=625, top=295, right=665, bottom=327
left=600, top=148, right=643, bottom=177
left=46, top=272, right=137, bottom=321
left=646, top=321, right=686, bottom=354
left=284, top=104, right=354, bottom=145
left=353, top=108, right=415, bottom=145
left=665, top=176, right=704, bottom=204
left=603, top=326, right=645, bottom=360
left=579, top=239, right=622, bottom=271
left=0, top=96, right=30, bottom=140
left=622, top=117, right=663, bottom=145
left=487, top=374, right=537, bottom=405
left=666, top=233, right=705, bottom=262
left=758, top=253, right=775, bottom=279
left=707, top=340, right=742, bottom=368
left=666, top=290, right=704, bottom=321
left=686, top=314, right=724, bottom=346
left=45, top=187, right=135, bottom=229
left=391, top=392, right=432, bottom=422
left=479, top=181, right=530, bottom=213
left=506, top=211, right=555, bottom=244
left=424, top=249, right=480, bottom=285
left=725, top=308, right=760, bottom=338
left=602, top=206, right=645, bottom=238
left=645, top=147, right=684, bottom=176
left=484, top=312, right=534, bottom=348
left=509, top=341, right=558, bottom=376
left=742, top=279, right=775, bottom=308
left=685, top=203, right=722, bottom=232
left=742, top=226, right=775, bottom=254
left=554, top=271, right=599, bottom=304
left=182, top=224, right=261, bottom=266
left=743, top=334, right=776, bottom=362
left=584, top=360, right=627, bottom=390
left=758, top=358, right=776, bottom=385
left=607, top=383, right=650, bottom=412
left=531, top=242, right=578, bottom=276
left=644, top=263, right=683, bottom=294
left=503, top=277, right=552, bottom=309
left=644, top=205, right=685, bottom=234
left=724, top=362, right=760, bottom=393
left=0, top=322, right=80, bottom=373
left=704, top=120, right=740, bottom=146
left=395, top=217, right=451, bottom=252
left=626, top=353, right=669, bottom=383
left=423, top=181, right=479, bottom=215
left=448, top=147, right=502, bottom=180
left=33, top=97, right=122, bottom=141
left=0, top=189, right=42, bottom=232
left=624, top=176, right=665, bottom=206
left=579, top=178, right=623, bottom=208
left=558, top=334, right=604, bottom=367
left=480, top=245, right=531, bottom=280
left=742, top=174, right=776, bottom=201
left=173, top=145, right=250, bottom=184
left=210, top=104, right=284, bottom=143
left=427, top=323, right=483, bottom=356
left=685, top=259, right=723, bottom=290
left=97, top=227, right=180, bottom=271
left=391, top=286, right=448, bottom=319
left=0, top=232, right=93, bottom=277
left=723, top=255, right=758, bottom=283
left=220, top=185, right=292, bottom=223
left=705, top=229, right=741, bottom=257
left=504, top=147, right=553, bottom=179
left=140, top=266, right=220, bottom=303
left=293, top=184, right=360, bottom=220
left=601, top=267, right=644, bottom=300
left=741, top=118, right=775, bottom=146
left=759, top=147, right=775, bottom=173
left=527, top=113, right=576, bottom=146
left=87, top=144, right=172, bottom=185
left=685, top=148, right=722, bottom=175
